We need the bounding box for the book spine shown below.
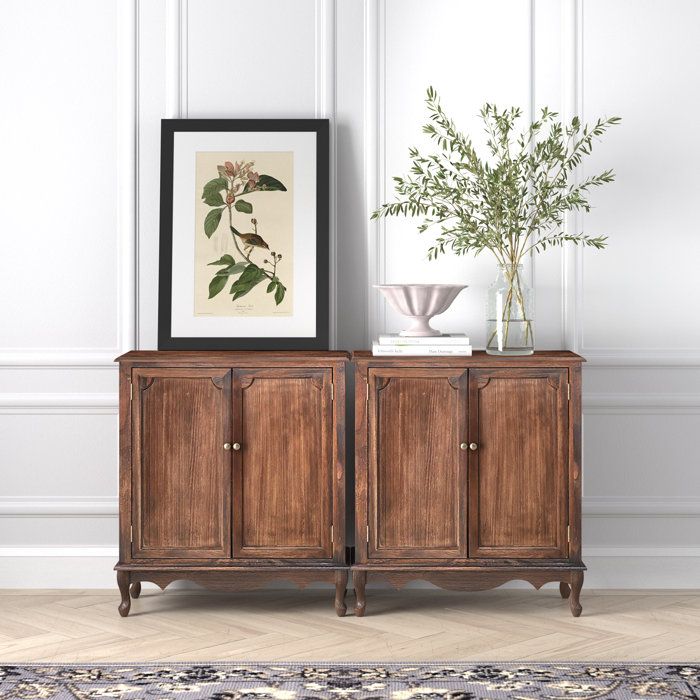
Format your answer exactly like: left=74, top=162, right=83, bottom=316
left=372, top=344, right=473, bottom=356
left=378, top=335, right=470, bottom=346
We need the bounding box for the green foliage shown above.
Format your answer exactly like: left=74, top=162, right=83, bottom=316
left=229, top=263, right=267, bottom=301
left=372, top=87, right=620, bottom=268
left=204, top=208, right=225, bottom=237
left=234, top=199, right=253, bottom=214
left=244, top=174, right=287, bottom=193
left=201, top=161, right=289, bottom=305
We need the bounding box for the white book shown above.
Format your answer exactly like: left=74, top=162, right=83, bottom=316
left=372, top=342, right=472, bottom=357
left=378, top=333, right=470, bottom=346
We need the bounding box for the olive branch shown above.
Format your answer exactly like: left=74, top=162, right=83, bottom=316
left=373, top=87, right=620, bottom=267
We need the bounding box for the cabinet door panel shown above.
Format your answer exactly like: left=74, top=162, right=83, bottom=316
left=132, top=368, right=231, bottom=559
left=368, top=369, right=468, bottom=560
left=469, top=368, right=568, bottom=559
left=233, top=368, right=332, bottom=559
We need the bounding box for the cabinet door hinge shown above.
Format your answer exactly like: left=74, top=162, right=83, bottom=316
left=567, top=383, right=571, bottom=401
left=567, top=525, right=571, bottom=543
left=366, top=525, right=370, bottom=543
left=366, top=381, right=369, bottom=402
left=129, top=380, right=133, bottom=401
left=330, top=524, right=334, bottom=543
left=130, top=525, right=133, bottom=543
left=330, top=382, right=334, bottom=401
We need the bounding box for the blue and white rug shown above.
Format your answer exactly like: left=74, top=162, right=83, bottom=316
left=0, top=662, right=698, bottom=699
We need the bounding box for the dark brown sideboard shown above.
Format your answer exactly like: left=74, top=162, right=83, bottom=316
left=352, top=351, right=585, bottom=617
left=115, top=350, right=585, bottom=617
left=115, top=351, right=350, bottom=617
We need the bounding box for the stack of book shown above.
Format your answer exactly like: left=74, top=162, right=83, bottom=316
left=372, top=334, right=472, bottom=356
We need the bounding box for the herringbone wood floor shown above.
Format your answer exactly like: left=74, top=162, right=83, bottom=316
left=0, top=588, right=698, bottom=662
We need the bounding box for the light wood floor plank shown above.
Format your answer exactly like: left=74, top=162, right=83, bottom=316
left=0, top=589, right=699, bottom=661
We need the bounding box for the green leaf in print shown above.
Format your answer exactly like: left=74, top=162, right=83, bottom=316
left=204, top=207, right=225, bottom=237
left=234, top=199, right=253, bottom=214
left=208, top=274, right=228, bottom=299
left=203, top=191, right=225, bottom=207
left=243, top=174, right=287, bottom=193
left=208, top=254, right=236, bottom=266
left=274, top=282, right=286, bottom=305
left=202, top=177, right=228, bottom=199
left=214, top=262, right=246, bottom=276
left=229, top=264, right=266, bottom=301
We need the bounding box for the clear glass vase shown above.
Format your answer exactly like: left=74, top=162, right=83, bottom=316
left=486, top=264, right=534, bottom=356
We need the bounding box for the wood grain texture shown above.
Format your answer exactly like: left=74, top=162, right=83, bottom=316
left=353, top=353, right=584, bottom=617
left=353, top=350, right=584, bottom=367
left=117, top=353, right=347, bottom=616
left=118, top=351, right=349, bottom=366
left=358, top=567, right=584, bottom=617
left=368, top=369, right=467, bottom=559
left=5, top=589, right=699, bottom=661
left=469, top=368, right=568, bottom=559
left=233, top=368, right=332, bottom=559
left=131, top=368, right=232, bottom=559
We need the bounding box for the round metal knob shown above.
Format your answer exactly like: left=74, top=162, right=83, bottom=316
left=232, top=442, right=241, bottom=451
left=223, top=443, right=232, bottom=451
left=469, top=442, right=478, bottom=451
left=460, top=442, right=468, bottom=451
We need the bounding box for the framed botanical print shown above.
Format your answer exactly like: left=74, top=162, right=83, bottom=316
left=158, top=119, right=329, bottom=350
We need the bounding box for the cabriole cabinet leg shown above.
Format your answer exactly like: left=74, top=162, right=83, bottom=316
left=334, top=570, right=348, bottom=617
left=559, top=582, right=571, bottom=599
left=117, top=571, right=131, bottom=617
left=353, top=570, right=367, bottom=617
left=570, top=572, right=583, bottom=617
left=129, top=582, right=141, bottom=599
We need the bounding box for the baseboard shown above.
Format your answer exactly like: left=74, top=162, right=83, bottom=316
left=1, top=547, right=699, bottom=590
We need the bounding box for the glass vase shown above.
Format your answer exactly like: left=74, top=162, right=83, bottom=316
left=486, top=264, right=534, bottom=355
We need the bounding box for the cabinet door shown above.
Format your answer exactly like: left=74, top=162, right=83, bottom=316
left=131, top=368, right=232, bottom=559
left=367, top=369, right=468, bottom=560
left=233, top=368, right=333, bottom=559
left=469, top=368, right=568, bottom=559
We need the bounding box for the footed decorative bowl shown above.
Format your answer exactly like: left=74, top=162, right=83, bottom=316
left=375, top=284, right=468, bottom=336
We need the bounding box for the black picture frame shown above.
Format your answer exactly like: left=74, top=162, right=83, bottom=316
left=158, top=118, right=329, bottom=351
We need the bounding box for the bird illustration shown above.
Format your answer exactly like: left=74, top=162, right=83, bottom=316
left=230, top=225, right=269, bottom=255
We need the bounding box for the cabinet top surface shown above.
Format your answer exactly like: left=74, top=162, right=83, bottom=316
left=352, top=350, right=584, bottom=365
left=117, top=350, right=350, bottom=364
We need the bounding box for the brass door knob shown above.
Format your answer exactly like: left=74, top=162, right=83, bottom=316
left=223, top=443, right=232, bottom=451
left=232, top=442, right=241, bottom=451
left=469, top=442, right=478, bottom=451
left=460, top=442, right=468, bottom=451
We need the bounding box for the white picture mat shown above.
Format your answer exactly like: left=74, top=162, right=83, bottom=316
left=170, top=131, right=317, bottom=338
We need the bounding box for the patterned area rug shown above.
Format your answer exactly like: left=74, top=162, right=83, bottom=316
left=0, top=663, right=698, bottom=699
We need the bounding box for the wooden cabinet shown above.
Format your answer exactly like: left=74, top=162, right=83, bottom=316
left=131, top=368, right=232, bottom=560
left=116, top=352, right=349, bottom=617
left=353, top=351, right=585, bottom=618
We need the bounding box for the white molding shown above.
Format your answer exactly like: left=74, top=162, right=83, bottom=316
left=584, top=546, right=700, bottom=557
left=0, top=3, right=137, bottom=369
left=583, top=392, right=700, bottom=414
left=561, top=0, right=583, bottom=353
left=316, top=0, right=338, bottom=349
left=3, top=495, right=697, bottom=519
left=0, top=499, right=118, bottom=517
left=364, top=0, right=385, bottom=346
left=0, top=393, right=118, bottom=415
left=0, top=547, right=118, bottom=557
left=0, top=351, right=121, bottom=368
left=583, top=352, right=700, bottom=367
left=583, top=498, right=700, bottom=517
left=179, top=0, right=189, bottom=118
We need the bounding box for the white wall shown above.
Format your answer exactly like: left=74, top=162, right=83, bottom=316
left=1, top=0, right=699, bottom=588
